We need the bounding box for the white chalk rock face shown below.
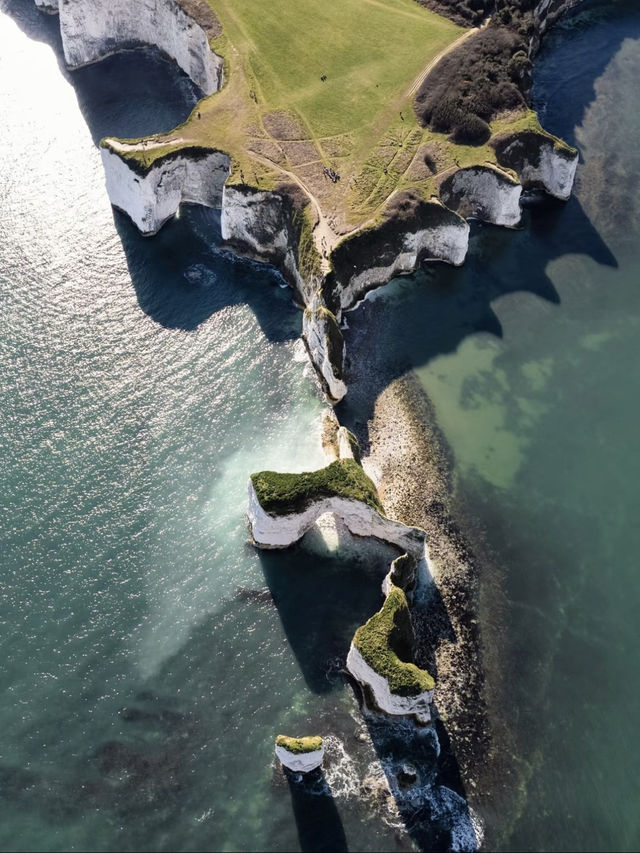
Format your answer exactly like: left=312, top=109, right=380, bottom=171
left=337, top=427, right=357, bottom=461
left=440, top=165, right=523, bottom=228
left=494, top=134, right=578, bottom=201
left=221, top=185, right=308, bottom=301
left=57, top=0, right=223, bottom=95
left=346, top=644, right=434, bottom=724
left=336, top=220, right=469, bottom=315
left=100, top=147, right=230, bottom=234
left=35, top=0, right=59, bottom=13
left=248, top=483, right=425, bottom=558
left=302, top=307, right=347, bottom=403
left=275, top=745, right=324, bottom=773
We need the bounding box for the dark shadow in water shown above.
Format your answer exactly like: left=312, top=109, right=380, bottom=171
left=112, top=204, right=301, bottom=338
left=354, top=706, right=477, bottom=853
left=259, top=532, right=471, bottom=850
left=284, top=767, right=349, bottom=853
left=257, top=537, right=399, bottom=694
left=533, top=0, right=640, bottom=150
left=336, top=197, right=617, bottom=452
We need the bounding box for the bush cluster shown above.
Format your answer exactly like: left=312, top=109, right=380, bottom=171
left=414, top=0, right=543, bottom=143
left=415, top=27, right=526, bottom=141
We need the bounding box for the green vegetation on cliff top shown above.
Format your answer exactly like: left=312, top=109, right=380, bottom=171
left=102, top=0, right=469, bottom=231
left=102, top=0, right=576, bottom=246
left=276, top=735, right=323, bottom=754
left=353, top=585, right=435, bottom=696
left=251, top=459, right=383, bottom=516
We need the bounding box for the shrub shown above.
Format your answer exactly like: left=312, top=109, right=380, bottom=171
left=451, top=114, right=491, bottom=145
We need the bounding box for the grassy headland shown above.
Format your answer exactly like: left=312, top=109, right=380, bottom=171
left=102, top=0, right=576, bottom=255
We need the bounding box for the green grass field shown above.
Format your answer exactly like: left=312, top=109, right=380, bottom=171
left=215, top=0, right=462, bottom=138
left=106, top=1, right=553, bottom=243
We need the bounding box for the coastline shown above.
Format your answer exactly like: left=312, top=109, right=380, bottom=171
left=361, top=369, right=525, bottom=847
left=358, top=373, right=490, bottom=768
left=5, top=0, right=640, bottom=849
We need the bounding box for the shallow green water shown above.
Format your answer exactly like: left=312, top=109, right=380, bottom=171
left=344, top=2, right=640, bottom=849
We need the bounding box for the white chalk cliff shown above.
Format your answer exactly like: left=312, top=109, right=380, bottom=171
left=331, top=210, right=470, bottom=318
left=248, top=483, right=426, bottom=558
left=101, top=147, right=230, bottom=234
left=220, top=185, right=308, bottom=302
left=275, top=744, right=324, bottom=773
left=34, top=0, right=580, bottom=406
left=53, top=0, right=224, bottom=95
left=439, top=165, right=523, bottom=228
left=302, top=303, right=347, bottom=403
left=493, top=133, right=579, bottom=201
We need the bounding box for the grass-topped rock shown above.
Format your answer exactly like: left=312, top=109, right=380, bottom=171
left=251, top=459, right=381, bottom=516
left=353, top=586, right=434, bottom=697
left=275, top=735, right=324, bottom=773
left=248, top=459, right=426, bottom=556
left=275, top=735, right=323, bottom=755
left=347, top=577, right=435, bottom=724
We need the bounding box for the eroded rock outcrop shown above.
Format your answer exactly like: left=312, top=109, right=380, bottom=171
left=220, top=184, right=311, bottom=304
left=325, top=194, right=469, bottom=318
left=492, top=131, right=579, bottom=200
left=302, top=301, right=346, bottom=403
left=54, top=0, right=224, bottom=95
left=248, top=459, right=426, bottom=557
left=275, top=736, right=324, bottom=773
left=439, top=165, right=523, bottom=228
left=347, top=554, right=435, bottom=724
left=101, top=145, right=230, bottom=235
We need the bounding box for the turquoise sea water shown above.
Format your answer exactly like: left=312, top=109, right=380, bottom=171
left=343, top=1, right=640, bottom=850
left=0, top=2, right=473, bottom=851
left=2, top=0, right=639, bottom=850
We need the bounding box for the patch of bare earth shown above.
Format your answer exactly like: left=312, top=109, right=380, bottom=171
left=178, top=0, right=222, bottom=38
left=262, top=111, right=309, bottom=141
left=280, top=140, right=321, bottom=167
left=248, top=139, right=286, bottom=165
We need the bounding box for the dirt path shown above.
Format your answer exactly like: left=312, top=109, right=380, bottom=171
left=251, top=154, right=354, bottom=273
left=405, top=18, right=489, bottom=98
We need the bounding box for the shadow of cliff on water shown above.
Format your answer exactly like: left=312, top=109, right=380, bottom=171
left=284, top=768, right=349, bottom=853
left=533, top=0, right=640, bottom=151
left=351, top=706, right=479, bottom=853
left=336, top=197, right=617, bottom=450
left=112, top=204, right=303, bottom=338
left=257, top=530, right=400, bottom=695
left=258, top=526, right=472, bottom=851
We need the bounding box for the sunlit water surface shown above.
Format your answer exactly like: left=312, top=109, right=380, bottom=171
left=0, top=3, right=476, bottom=852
